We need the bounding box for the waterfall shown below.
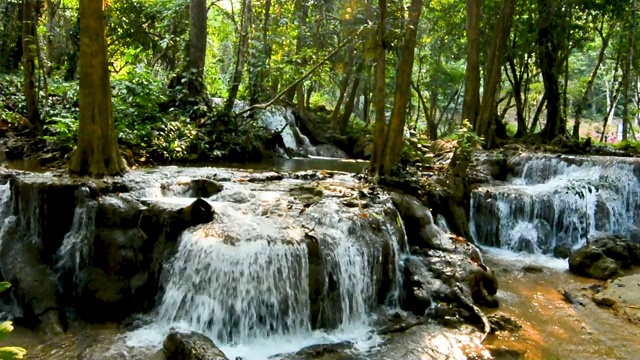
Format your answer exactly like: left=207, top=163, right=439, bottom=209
left=470, top=154, right=640, bottom=254
left=138, top=191, right=405, bottom=357
left=55, top=187, right=97, bottom=285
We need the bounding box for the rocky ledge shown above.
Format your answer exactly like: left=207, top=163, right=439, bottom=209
left=569, top=234, right=640, bottom=280
left=0, top=166, right=498, bottom=357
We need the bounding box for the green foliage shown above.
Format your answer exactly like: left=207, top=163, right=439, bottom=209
left=613, top=139, right=640, bottom=153
left=401, top=130, right=433, bottom=170
left=448, top=120, right=484, bottom=159
left=0, top=282, right=27, bottom=360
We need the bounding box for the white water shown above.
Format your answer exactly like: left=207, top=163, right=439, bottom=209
left=55, top=188, right=97, bottom=284
left=125, top=188, right=405, bottom=359
left=471, top=155, right=640, bottom=257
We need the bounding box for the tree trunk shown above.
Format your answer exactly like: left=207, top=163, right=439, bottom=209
left=331, top=50, right=354, bottom=126
left=378, top=0, right=423, bottom=174
left=70, top=0, right=125, bottom=177
left=461, top=0, right=482, bottom=126
left=45, top=0, right=61, bottom=74
left=370, top=0, right=388, bottom=172
left=475, top=0, right=516, bottom=147
left=411, top=81, right=437, bottom=140
left=573, top=22, right=612, bottom=139
left=294, top=0, right=308, bottom=113
left=529, top=94, right=547, bottom=135
left=537, top=0, right=565, bottom=141
left=224, top=0, right=251, bottom=113
left=170, top=0, right=207, bottom=98
left=339, top=62, right=364, bottom=133
left=623, top=0, right=636, bottom=141
left=22, top=0, right=41, bottom=129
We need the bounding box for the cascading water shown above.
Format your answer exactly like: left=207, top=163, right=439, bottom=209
left=470, top=154, right=640, bottom=255
left=55, top=187, right=97, bottom=285
left=127, top=180, right=406, bottom=359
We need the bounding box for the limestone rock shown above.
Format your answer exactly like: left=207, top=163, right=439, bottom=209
left=163, top=331, right=228, bottom=360
left=188, top=179, right=224, bottom=198
left=592, top=275, right=640, bottom=324
left=569, top=246, right=620, bottom=280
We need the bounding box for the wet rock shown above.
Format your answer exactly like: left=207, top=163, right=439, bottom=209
left=188, top=179, right=224, bottom=198
left=74, top=198, right=214, bottom=323
left=390, top=193, right=434, bottom=248
left=569, top=245, right=620, bottom=280
left=592, top=275, right=640, bottom=324
left=0, top=215, right=64, bottom=335
left=521, top=264, right=544, bottom=274
left=163, top=331, right=229, bottom=360
left=488, top=347, right=525, bottom=360
left=314, top=144, right=349, bottom=158
left=275, top=341, right=357, bottom=360
left=553, top=242, right=573, bottom=259
left=216, top=191, right=256, bottom=204
left=488, top=314, right=522, bottom=333
left=591, top=235, right=631, bottom=268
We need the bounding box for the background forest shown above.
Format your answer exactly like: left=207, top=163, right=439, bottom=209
left=0, top=0, right=639, bottom=175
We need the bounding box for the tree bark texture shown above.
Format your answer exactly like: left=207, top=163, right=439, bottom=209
left=70, top=0, right=125, bottom=177
left=461, top=0, right=481, bottom=126
left=370, top=0, right=388, bottom=172
left=379, top=0, right=424, bottom=174
left=22, top=0, right=41, bottom=128
left=537, top=0, right=565, bottom=141
left=475, top=0, right=516, bottom=148
left=225, top=0, right=251, bottom=113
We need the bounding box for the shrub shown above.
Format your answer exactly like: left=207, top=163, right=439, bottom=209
left=0, top=282, right=27, bottom=360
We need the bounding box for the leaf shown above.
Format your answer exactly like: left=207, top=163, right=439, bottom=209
left=0, top=282, right=10, bottom=294
left=0, top=321, right=14, bottom=342
left=0, top=346, right=27, bottom=359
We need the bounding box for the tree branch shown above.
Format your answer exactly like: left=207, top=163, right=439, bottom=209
left=237, top=29, right=360, bottom=116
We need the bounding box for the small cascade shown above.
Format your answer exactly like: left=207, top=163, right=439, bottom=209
left=257, top=106, right=317, bottom=157
left=146, top=190, right=405, bottom=356
left=471, top=154, right=640, bottom=254
left=55, top=187, right=97, bottom=284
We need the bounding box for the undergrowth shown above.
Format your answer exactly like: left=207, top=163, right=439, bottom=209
left=0, top=70, right=270, bottom=165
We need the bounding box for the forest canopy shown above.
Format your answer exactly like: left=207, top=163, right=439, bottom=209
left=1, top=0, right=639, bottom=177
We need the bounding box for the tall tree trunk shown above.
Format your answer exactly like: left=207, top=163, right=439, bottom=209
left=170, top=0, right=207, bottom=98
left=339, top=62, right=364, bottom=133
left=378, top=0, right=424, bottom=174
left=411, top=81, right=437, bottom=140
left=537, top=0, right=565, bottom=141
left=45, top=0, right=60, bottom=74
left=623, top=0, right=636, bottom=141
left=529, top=94, right=547, bottom=135
left=225, top=0, right=251, bottom=113
left=461, top=0, right=481, bottom=126
left=331, top=50, right=354, bottom=126
left=475, top=0, right=516, bottom=147
left=70, top=0, right=125, bottom=177
left=22, top=0, right=41, bottom=129
left=250, top=0, right=271, bottom=105
left=370, top=0, right=387, bottom=172
left=573, top=22, right=612, bottom=139
left=293, top=0, right=308, bottom=112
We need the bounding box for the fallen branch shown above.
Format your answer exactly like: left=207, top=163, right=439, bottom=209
left=238, top=29, right=361, bottom=116
left=558, top=287, right=585, bottom=306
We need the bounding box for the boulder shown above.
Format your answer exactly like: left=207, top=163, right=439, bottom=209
left=553, top=242, right=572, bottom=259
left=276, top=341, right=357, bottom=360
left=0, top=216, right=64, bottom=335
left=488, top=314, right=522, bottom=333
left=569, top=246, right=619, bottom=280
left=163, top=331, right=228, bottom=360
left=390, top=193, right=434, bottom=248
left=188, top=179, right=224, bottom=198
left=592, top=275, right=640, bottom=324
left=73, top=198, right=214, bottom=323
left=314, top=144, right=348, bottom=158
left=591, top=235, right=640, bottom=268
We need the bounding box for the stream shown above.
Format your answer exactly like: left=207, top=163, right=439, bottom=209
left=0, top=153, right=639, bottom=359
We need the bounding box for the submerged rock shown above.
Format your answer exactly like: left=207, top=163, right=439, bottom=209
left=162, top=331, right=229, bottom=360
left=488, top=314, right=522, bottom=333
